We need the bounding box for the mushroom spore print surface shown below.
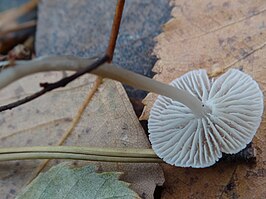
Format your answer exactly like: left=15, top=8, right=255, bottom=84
left=148, top=69, right=264, bottom=168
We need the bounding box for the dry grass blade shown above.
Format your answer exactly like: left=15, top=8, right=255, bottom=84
left=0, top=146, right=162, bottom=163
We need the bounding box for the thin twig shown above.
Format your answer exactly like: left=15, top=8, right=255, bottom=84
left=106, top=0, right=125, bottom=61
left=0, top=55, right=108, bottom=112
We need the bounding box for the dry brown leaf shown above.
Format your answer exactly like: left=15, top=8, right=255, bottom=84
left=0, top=1, right=164, bottom=199
left=141, top=0, right=266, bottom=198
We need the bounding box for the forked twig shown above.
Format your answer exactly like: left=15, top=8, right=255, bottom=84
left=0, top=56, right=108, bottom=111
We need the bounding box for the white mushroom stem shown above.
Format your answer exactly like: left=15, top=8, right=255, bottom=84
left=0, top=55, right=208, bottom=116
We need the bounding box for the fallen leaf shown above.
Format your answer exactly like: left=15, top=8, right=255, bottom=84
left=16, top=163, right=140, bottom=199
left=140, top=0, right=266, bottom=198
left=0, top=0, right=164, bottom=198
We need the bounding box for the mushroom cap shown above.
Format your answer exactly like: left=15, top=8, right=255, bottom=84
left=148, top=69, right=264, bottom=168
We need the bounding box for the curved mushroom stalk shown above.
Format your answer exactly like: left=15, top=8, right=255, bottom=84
left=148, top=69, right=264, bottom=168
left=0, top=56, right=208, bottom=116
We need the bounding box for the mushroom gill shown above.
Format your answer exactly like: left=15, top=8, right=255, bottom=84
left=148, top=69, right=264, bottom=168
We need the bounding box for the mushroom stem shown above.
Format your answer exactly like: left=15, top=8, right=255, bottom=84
left=93, top=65, right=208, bottom=117
left=0, top=55, right=208, bottom=116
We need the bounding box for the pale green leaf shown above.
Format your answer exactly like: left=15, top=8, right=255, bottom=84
left=16, top=163, right=140, bottom=199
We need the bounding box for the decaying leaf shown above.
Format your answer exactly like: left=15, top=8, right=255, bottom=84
left=0, top=0, right=164, bottom=198
left=141, top=0, right=266, bottom=198
left=16, top=163, right=140, bottom=199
